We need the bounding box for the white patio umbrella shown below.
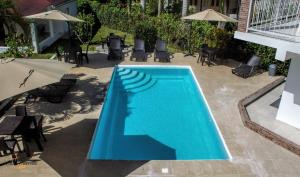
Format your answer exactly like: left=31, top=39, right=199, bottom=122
left=181, top=9, right=238, bottom=56
left=0, top=58, right=75, bottom=101
left=24, top=10, right=84, bottom=39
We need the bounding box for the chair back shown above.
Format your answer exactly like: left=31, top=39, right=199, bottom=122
left=134, top=39, right=145, bottom=51
left=0, top=137, right=9, bottom=151
left=155, top=39, right=166, bottom=52
left=247, top=55, right=261, bottom=67
left=109, top=38, right=121, bottom=50
left=201, top=44, right=208, bottom=49
left=15, top=106, right=27, bottom=116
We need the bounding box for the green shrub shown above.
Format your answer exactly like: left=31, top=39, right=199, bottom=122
left=134, top=22, right=157, bottom=52
left=151, top=13, right=184, bottom=43
left=4, top=34, right=33, bottom=58
left=204, top=28, right=232, bottom=48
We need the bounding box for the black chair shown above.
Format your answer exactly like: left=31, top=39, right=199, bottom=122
left=154, top=39, right=170, bottom=62
left=108, top=37, right=123, bottom=60
left=15, top=106, right=46, bottom=143
left=131, top=39, right=147, bottom=61
left=0, top=137, right=18, bottom=165
left=232, top=55, right=261, bottom=78
left=197, top=44, right=209, bottom=64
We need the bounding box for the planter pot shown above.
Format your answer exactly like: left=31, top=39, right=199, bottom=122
left=268, top=64, right=277, bottom=76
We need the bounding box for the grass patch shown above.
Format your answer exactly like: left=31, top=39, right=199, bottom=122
left=31, top=53, right=54, bottom=59
left=92, top=26, right=134, bottom=46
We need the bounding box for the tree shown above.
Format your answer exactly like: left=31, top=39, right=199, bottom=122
left=140, top=0, right=146, bottom=11
left=158, top=0, right=162, bottom=16
left=74, top=13, right=95, bottom=54
left=0, top=0, right=27, bottom=44
left=182, top=0, right=189, bottom=17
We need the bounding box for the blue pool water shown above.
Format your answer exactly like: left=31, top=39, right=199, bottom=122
left=88, top=66, right=230, bottom=160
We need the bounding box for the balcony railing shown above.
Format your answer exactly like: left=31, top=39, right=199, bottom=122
left=248, top=0, right=300, bottom=41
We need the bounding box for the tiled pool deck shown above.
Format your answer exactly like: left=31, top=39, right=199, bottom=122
left=1, top=53, right=300, bottom=177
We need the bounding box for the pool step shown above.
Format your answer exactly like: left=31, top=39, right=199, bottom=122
left=116, top=68, right=157, bottom=93
left=117, top=68, right=132, bottom=76
left=117, top=70, right=139, bottom=80
left=123, top=74, right=151, bottom=90
left=121, top=73, right=146, bottom=85
left=129, top=79, right=157, bottom=93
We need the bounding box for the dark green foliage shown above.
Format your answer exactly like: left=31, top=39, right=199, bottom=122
left=97, top=3, right=289, bottom=76
left=78, top=1, right=101, bottom=37
left=4, top=34, right=33, bottom=58
left=134, top=22, right=157, bottom=52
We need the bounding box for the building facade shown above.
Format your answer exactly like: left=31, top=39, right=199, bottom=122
left=0, top=0, right=77, bottom=53
left=234, top=0, right=300, bottom=129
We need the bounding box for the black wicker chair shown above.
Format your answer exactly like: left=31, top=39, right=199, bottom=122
left=154, top=39, right=170, bottom=62
left=108, top=37, right=123, bottom=60
left=131, top=39, right=147, bottom=61
left=0, top=137, right=19, bottom=165
left=15, top=106, right=46, bottom=143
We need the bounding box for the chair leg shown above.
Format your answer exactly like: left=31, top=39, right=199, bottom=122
left=9, top=150, right=17, bottom=165
left=41, top=132, right=47, bottom=142
left=34, top=138, right=43, bottom=151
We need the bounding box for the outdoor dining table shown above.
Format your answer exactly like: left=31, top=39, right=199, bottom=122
left=0, top=116, right=41, bottom=156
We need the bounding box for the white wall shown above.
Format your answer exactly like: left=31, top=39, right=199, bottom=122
left=37, top=0, right=77, bottom=52
left=276, top=58, right=300, bottom=129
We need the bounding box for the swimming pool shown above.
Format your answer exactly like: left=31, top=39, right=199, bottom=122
left=88, top=65, right=231, bottom=160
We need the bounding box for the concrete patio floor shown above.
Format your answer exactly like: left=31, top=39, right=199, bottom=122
left=0, top=53, right=300, bottom=177
left=247, top=83, right=300, bottom=146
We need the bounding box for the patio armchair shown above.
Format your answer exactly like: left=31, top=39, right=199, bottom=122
left=0, top=137, right=19, bottom=165
left=130, top=39, right=147, bottom=61
left=197, top=44, right=209, bottom=64
left=154, top=39, right=171, bottom=62
left=108, top=37, right=124, bottom=60
left=15, top=106, right=47, bottom=142
left=232, top=55, right=261, bottom=78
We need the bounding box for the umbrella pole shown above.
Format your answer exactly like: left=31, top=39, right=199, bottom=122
left=184, top=21, right=194, bottom=57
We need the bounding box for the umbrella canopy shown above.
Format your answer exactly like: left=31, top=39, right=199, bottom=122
left=181, top=9, right=238, bottom=22
left=24, top=10, right=84, bottom=22
left=0, top=58, right=75, bottom=101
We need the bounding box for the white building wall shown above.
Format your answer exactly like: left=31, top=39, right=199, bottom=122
left=276, top=58, right=300, bottom=129
left=37, top=0, right=77, bottom=52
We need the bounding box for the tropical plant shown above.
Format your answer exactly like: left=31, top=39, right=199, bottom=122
left=134, top=22, right=157, bottom=52
left=74, top=13, right=95, bottom=46
left=0, top=0, right=28, bottom=44
left=4, top=34, right=33, bottom=58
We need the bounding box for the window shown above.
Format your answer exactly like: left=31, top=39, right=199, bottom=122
left=65, top=8, right=69, bottom=14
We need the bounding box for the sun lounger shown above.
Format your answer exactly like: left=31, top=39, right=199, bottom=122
left=131, top=39, right=147, bottom=61
left=154, top=39, right=171, bottom=62
left=232, top=55, right=261, bottom=78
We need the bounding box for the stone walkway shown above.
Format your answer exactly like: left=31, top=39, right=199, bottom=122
left=0, top=53, right=299, bottom=177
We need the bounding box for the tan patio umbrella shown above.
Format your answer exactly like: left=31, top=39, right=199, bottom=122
left=24, top=10, right=84, bottom=22
left=181, top=9, right=238, bottom=56
left=181, top=9, right=238, bottom=22
left=0, top=58, right=75, bottom=101
left=24, top=10, right=84, bottom=39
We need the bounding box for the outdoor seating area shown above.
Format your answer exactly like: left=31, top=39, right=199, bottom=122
left=1, top=53, right=300, bottom=177
left=1, top=0, right=300, bottom=176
